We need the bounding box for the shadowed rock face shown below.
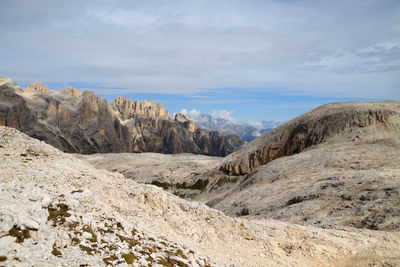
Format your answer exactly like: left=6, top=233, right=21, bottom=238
left=220, top=102, right=400, bottom=175
left=0, top=77, right=238, bottom=156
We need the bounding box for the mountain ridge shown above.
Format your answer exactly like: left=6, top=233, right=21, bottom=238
left=220, top=101, right=400, bottom=175
left=181, top=109, right=282, bottom=141
left=77, top=100, right=400, bottom=233
left=0, top=76, right=239, bottom=156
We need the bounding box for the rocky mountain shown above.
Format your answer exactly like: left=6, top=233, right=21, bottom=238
left=2, top=126, right=400, bottom=266
left=203, top=101, right=400, bottom=231
left=78, top=101, right=400, bottom=233
left=180, top=110, right=282, bottom=142
left=220, top=101, right=400, bottom=175
left=0, top=76, right=237, bottom=156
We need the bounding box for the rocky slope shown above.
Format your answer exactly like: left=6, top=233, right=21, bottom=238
left=210, top=136, right=400, bottom=230
left=201, top=101, right=400, bottom=231
left=220, top=101, right=400, bottom=175
left=1, top=126, right=400, bottom=266
left=0, top=76, right=237, bottom=156
left=75, top=101, right=400, bottom=233
left=75, top=152, right=224, bottom=199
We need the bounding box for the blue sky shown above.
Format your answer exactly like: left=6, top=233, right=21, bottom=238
left=1, top=0, right=400, bottom=123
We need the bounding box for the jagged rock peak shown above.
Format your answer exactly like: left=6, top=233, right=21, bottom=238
left=82, top=89, right=95, bottom=97
left=0, top=78, right=235, bottom=156
left=0, top=76, right=18, bottom=87
left=112, top=98, right=169, bottom=119
left=143, top=100, right=168, bottom=118
left=175, top=113, right=197, bottom=132
left=133, top=100, right=142, bottom=111
left=112, top=96, right=134, bottom=120
left=174, top=112, right=190, bottom=123
left=113, top=95, right=133, bottom=106
left=25, top=82, right=50, bottom=93
left=60, top=87, right=82, bottom=98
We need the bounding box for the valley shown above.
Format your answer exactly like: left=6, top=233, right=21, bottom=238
left=2, top=126, right=400, bottom=266
left=1, top=76, right=400, bottom=266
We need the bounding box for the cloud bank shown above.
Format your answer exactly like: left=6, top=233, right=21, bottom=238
left=180, top=109, right=236, bottom=124
left=0, top=0, right=399, bottom=99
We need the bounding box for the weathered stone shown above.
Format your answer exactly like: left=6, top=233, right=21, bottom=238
left=60, top=87, right=82, bottom=98
left=220, top=101, right=400, bottom=175
left=25, top=82, right=50, bottom=93
left=1, top=126, right=400, bottom=266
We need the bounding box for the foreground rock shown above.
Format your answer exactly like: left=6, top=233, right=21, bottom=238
left=1, top=126, right=400, bottom=266
left=0, top=76, right=238, bottom=156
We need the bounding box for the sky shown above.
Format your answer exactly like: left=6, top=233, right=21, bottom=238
left=1, top=0, right=400, bottom=123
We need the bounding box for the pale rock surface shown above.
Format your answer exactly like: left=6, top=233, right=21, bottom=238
left=209, top=137, right=400, bottom=231
left=220, top=101, right=400, bottom=175
left=175, top=113, right=197, bottom=133
left=75, top=152, right=223, bottom=198
left=60, top=87, right=82, bottom=98
left=25, top=82, right=50, bottom=93
left=1, top=126, right=400, bottom=266
left=80, top=101, right=400, bottom=233
left=204, top=101, right=400, bottom=231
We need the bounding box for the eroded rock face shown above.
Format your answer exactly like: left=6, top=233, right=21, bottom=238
left=220, top=102, right=400, bottom=175
left=210, top=136, right=400, bottom=231
left=202, top=101, right=400, bottom=232
left=175, top=113, right=197, bottom=132
left=25, top=82, right=50, bottom=93
left=0, top=81, right=60, bottom=149
left=60, top=87, right=82, bottom=98
left=112, top=96, right=134, bottom=120
left=2, top=126, right=400, bottom=266
left=0, top=77, right=238, bottom=156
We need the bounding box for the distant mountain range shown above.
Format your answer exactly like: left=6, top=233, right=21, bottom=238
left=180, top=109, right=283, bottom=142
left=0, top=76, right=240, bottom=156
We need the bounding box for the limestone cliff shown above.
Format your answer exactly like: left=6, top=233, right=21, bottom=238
left=220, top=101, right=400, bottom=175
left=0, top=77, right=237, bottom=156
left=203, top=102, right=400, bottom=232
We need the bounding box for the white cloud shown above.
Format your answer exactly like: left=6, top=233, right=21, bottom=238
left=211, top=110, right=236, bottom=124
left=246, top=120, right=263, bottom=130
left=180, top=109, right=208, bottom=122
left=180, top=109, right=237, bottom=124
left=302, top=40, right=400, bottom=74
left=252, top=131, right=262, bottom=138
left=246, top=119, right=284, bottom=130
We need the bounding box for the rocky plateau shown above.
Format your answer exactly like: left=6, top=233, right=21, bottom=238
left=1, top=126, right=400, bottom=266
left=81, top=101, right=400, bottom=234
left=1, top=74, right=400, bottom=266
